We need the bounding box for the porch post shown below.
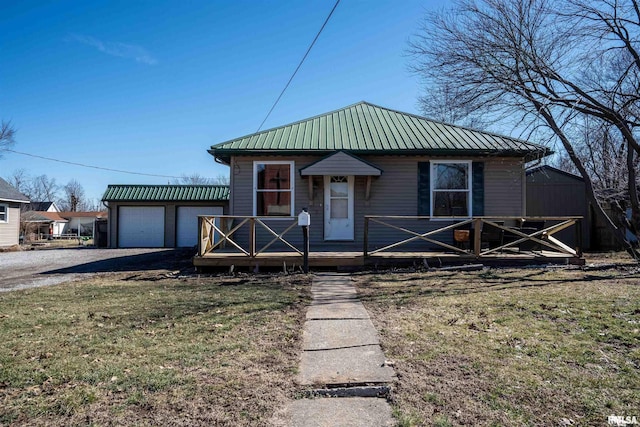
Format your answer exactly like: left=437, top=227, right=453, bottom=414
left=363, top=216, right=369, bottom=257
left=473, top=218, right=482, bottom=256
left=298, top=209, right=311, bottom=273
left=197, top=216, right=203, bottom=256
left=249, top=218, right=255, bottom=257
left=575, top=217, right=583, bottom=257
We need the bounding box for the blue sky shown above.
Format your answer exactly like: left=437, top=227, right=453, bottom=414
left=1, top=0, right=448, bottom=203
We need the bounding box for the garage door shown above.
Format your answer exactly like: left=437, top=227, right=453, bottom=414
left=118, top=206, right=165, bottom=248
left=176, top=206, right=224, bottom=247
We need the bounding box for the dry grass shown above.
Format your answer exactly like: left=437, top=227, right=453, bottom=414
left=0, top=271, right=311, bottom=426
left=354, top=261, right=640, bottom=426
left=26, top=238, right=93, bottom=249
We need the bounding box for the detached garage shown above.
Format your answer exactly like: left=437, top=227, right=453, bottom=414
left=102, top=185, right=229, bottom=248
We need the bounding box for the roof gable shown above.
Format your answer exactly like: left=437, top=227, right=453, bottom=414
left=210, top=101, right=551, bottom=162
left=300, top=151, right=382, bottom=176
left=30, top=202, right=59, bottom=211
left=102, top=185, right=230, bottom=202
left=0, top=177, right=30, bottom=203
left=526, top=165, right=584, bottom=182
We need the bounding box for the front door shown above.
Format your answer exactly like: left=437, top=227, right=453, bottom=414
left=324, top=176, right=354, bottom=240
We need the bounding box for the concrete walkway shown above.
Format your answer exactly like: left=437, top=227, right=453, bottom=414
left=279, top=273, right=396, bottom=426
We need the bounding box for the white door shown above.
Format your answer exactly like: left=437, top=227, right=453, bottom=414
left=176, top=206, right=224, bottom=247
left=324, top=176, right=354, bottom=240
left=118, top=206, right=165, bottom=248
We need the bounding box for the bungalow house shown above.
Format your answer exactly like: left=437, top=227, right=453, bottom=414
left=0, top=177, right=30, bottom=247
left=199, top=101, right=572, bottom=267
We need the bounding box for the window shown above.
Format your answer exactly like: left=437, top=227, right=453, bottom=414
left=431, top=161, right=471, bottom=217
left=253, top=161, right=294, bottom=216
left=329, top=176, right=349, bottom=219
left=0, top=204, right=7, bottom=223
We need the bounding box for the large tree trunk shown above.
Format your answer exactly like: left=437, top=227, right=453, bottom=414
left=626, top=146, right=640, bottom=244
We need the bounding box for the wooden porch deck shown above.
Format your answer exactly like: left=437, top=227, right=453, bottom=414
left=194, top=215, right=585, bottom=271
left=193, top=249, right=584, bottom=270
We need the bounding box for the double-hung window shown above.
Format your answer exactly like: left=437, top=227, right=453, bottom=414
left=0, top=204, right=7, bottom=223
left=253, top=161, right=294, bottom=217
left=431, top=161, right=472, bottom=217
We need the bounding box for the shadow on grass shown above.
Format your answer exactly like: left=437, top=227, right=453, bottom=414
left=43, top=249, right=191, bottom=274
left=78, top=275, right=312, bottom=327
left=357, top=269, right=640, bottom=303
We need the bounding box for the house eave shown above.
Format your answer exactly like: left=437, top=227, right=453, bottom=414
left=210, top=147, right=552, bottom=163
left=0, top=198, right=30, bottom=204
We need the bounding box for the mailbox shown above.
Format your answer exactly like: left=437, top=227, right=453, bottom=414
left=298, top=209, right=311, bottom=227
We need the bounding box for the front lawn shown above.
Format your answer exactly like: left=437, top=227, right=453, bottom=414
left=355, top=265, right=640, bottom=426
left=0, top=272, right=311, bottom=426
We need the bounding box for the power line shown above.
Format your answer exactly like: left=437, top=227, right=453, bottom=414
left=256, top=0, right=341, bottom=132
left=3, top=149, right=184, bottom=179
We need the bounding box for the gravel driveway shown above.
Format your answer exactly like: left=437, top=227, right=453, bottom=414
left=0, top=248, right=186, bottom=292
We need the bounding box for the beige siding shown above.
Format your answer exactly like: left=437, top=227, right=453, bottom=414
left=228, top=155, right=526, bottom=250
left=0, top=204, right=21, bottom=247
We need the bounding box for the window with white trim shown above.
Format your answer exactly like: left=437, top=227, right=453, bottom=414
left=0, top=204, right=7, bottom=223
left=431, top=161, right=472, bottom=217
left=253, top=161, right=294, bottom=216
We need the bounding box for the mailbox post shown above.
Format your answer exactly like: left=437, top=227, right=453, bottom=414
left=298, top=208, right=310, bottom=273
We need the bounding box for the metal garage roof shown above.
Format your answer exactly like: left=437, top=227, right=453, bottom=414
left=102, top=185, right=230, bottom=202
left=209, top=101, right=551, bottom=162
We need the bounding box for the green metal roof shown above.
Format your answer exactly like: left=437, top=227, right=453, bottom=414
left=209, top=101, right=551, bottom=162
left=102, top=185, right=230, bottom=202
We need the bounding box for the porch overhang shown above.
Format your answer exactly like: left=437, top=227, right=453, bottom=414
left=299, top=151, right=382, bottom=201
left=299, top=151, right=382, bottom=177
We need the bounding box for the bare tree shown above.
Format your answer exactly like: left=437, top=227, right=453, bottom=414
left=418, top=82, right=487, bottom=130
left=28, top=174, right=59, bottom=204
left=214, top=173, right=230, bottom=185
left=409, top=0, right=640, bottom=259
left=61, top=179, right=85, bottom=212
left=5, top=169, right=30, bottom=195
left=171, top=173, right=229, bottom=185
left=0, top=121, right=16, bottom=159
left=82, top=198, right=104, bottom=212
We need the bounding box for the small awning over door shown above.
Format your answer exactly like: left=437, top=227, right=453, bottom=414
left=299, top=151, right=382, bottom=176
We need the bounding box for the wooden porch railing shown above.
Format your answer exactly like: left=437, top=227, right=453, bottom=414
left=364, top=216, right=582, bottom=258
left=198, top=216, right=302, bottom=257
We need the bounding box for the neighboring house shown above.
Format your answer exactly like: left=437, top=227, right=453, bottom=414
left=58, top=211, right=108, bottom=236
left=101, top=185, right=230, bottom=248
left=0, top=177, right=30, bottom=247
left=526, top=165, right=591, bottom=249
left=29, top=201, right=60, bottom=212
left=207, top=101, right=551, bottom=251
left=21, top=211, right=68, bottom=238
